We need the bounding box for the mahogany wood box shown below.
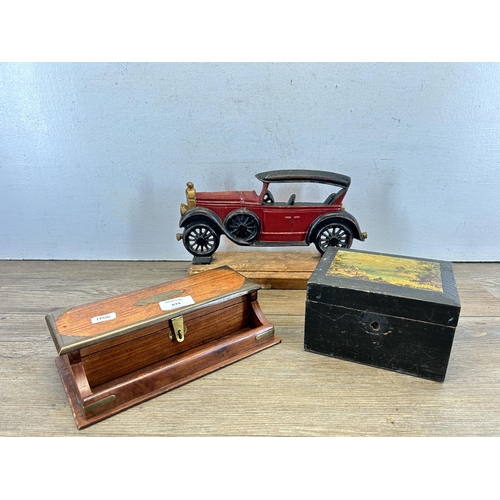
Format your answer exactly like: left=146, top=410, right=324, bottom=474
left=45, top=267, right=280, bottom=429
left=304, top=248, right=461, bottom=382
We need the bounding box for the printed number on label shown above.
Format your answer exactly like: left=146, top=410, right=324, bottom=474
left=91, top=312, right=117, bottom=324
left=159, top=295, right=195, bottom=311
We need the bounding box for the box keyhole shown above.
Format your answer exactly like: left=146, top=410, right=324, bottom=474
left=362, top=313, right=390, bottom=336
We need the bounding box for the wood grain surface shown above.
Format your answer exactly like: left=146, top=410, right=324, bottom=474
left=189, top=251, right=321, bottom=289
left=1, top=259, right=500, bottom=436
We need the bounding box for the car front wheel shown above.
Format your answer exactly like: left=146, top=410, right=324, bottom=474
left=183, top=223, right=220, bottom=257
left=314, top=222, right=353, bottom=253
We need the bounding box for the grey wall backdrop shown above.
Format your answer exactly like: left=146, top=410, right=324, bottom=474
left=1, top=62, right=499, bottom=261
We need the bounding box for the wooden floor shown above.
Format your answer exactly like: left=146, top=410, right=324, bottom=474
left=1, top=258, right=500, bottom=436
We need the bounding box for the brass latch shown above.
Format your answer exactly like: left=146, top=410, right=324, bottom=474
left=170, top=316, right=186, bottom=342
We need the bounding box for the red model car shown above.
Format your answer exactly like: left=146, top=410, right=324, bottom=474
left=177, top=169, right=367, bottom=258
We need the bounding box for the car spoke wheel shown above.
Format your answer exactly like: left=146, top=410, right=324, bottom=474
left=225, top=211, right=260, bottom=243
left=315, top=222, right=353, bottom=253
left=183, top=223, right=220, bottom=256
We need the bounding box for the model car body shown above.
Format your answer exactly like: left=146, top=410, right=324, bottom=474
left=177, top=169, right=367, bottom=257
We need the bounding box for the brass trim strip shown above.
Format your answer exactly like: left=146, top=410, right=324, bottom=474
left=84, top=395, right=116, bottom=414
left=255, top=330, right=274, bottom=341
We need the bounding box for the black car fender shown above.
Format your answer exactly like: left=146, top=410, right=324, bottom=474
left=306, top=211, right=366, bottom=244
left=178, top=207, right=252, bottom=246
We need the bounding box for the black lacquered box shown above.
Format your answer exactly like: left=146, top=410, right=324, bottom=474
left=304, top=248, right=461, bottom=381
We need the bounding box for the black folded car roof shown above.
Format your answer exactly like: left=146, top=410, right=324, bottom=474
left=255, top=169, right=351, bottom=188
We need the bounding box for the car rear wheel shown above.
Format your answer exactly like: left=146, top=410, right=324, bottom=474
left=225, top=211, right=260, bottom=243
left=314, top=222, right=353, bottom=253
left=183, top=223, right=220, bottom=256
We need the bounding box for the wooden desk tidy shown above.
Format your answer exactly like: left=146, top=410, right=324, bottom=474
left=45, top=267, right=280, bottom=429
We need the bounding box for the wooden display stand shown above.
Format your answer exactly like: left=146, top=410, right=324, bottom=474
left=188, top=251, right=321, bottom=289
left=46, top=267, right=280, bottom=429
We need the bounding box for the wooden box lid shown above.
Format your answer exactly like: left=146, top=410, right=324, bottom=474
left=46, top=267, right=259, bottom=355
left=307, top=248, right=461, bottom=327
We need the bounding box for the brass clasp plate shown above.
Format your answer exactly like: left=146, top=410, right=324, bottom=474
left=171, top=316, right=187, bottom=342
